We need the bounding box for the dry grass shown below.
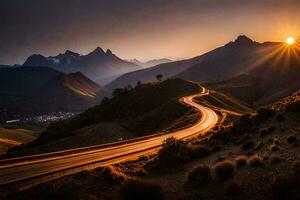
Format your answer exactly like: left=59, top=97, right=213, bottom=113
left=188, top=164, right=212, bottom=184
left=269, top=144, right=280, bottom=152
left=287, top=135, right=297, bottom=143
left=119, top=179, right=164, bottom=200
left=247, top=155, right=264, bottom=166
left=214, top=160, right=235, bottom=181
left=235, top=155, right=248, bottom=168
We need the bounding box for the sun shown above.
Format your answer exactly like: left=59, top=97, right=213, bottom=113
left=286, top=37, right=295, bottom=45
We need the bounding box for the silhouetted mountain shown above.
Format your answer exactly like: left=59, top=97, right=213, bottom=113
left=130, top=58, right=173, bottom=68
left=107, top=36, right=300, bottom=105
left=107, top=35, right=263, bottom=89
left=0, top=66, right=108, bottom=113
left=23, top=47, right=141, bottom=85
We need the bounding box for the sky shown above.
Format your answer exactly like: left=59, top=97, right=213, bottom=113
left=1, top=0, right=300, bottom=65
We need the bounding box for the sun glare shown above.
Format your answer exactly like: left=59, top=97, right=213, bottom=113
left=286, top=37, right=295, bottom=45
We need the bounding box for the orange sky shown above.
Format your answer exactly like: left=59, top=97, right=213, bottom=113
left=1, top=0, right=300, bottom=64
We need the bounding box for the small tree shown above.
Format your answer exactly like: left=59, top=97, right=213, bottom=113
left=156, top=74, right=163, bottom=82
left=136, top=81, right=142, bottom=87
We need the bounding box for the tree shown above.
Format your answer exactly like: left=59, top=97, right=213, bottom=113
left=136, top=81, right=142, bottom=87
left=156, top=74, right=163, bottom=82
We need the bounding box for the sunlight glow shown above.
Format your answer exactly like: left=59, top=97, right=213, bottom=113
left=286, top=37, right=295, bottom=45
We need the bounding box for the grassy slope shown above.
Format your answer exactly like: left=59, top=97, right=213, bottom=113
left=0, top=128, right=35, bottom=155
left=194, top=89, right=253, bottom=114
left=20, top=78, right=201, bottom=152
left=5, top=93, right=300, bottom=200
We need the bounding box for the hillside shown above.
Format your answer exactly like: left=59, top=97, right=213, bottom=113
left=105, top=36, right=262, bottom=89
left=107, top=36, right=300, bottom=107
left=19, top=79, right=201, bottom=152
left=0, top=67, right=108, bottom=114
left=6, top=81, right=300, bottom=200
left=130, top=58, right=173, bottom=68
left=23, top=48, right=141, bottom=84
left=194, top=90, right=253, bottom=114
left=0, top=128, right=35, bottom=155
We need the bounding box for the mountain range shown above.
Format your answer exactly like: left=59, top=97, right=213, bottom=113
left=130, top=58, right=173, bottom=68
left=0, top=66, right=108, bottom=114
left=107, top=35, right=300, bottom=105
left=23, top=48, right=141, bottom=85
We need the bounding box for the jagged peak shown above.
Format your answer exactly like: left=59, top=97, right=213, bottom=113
left=234, top=35, right=253, bottom=44
left=64, top=50, right=79, bottom=55
left=94, top=47, right=105, bottom=53
left=106, top=49, right=113, bottom=55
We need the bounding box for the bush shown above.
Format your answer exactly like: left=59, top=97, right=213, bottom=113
left=255, top=108, right=275, bottom=122
left=270, top=156, right=282, bottom=164
left=247, top=155, right=264, bottom=166
left=188, top=165, right=212, bottom=184
left=269, top=126, right=276, bottom=132
left=214, top=160, right=235, bottom=181
left=98, top=166, right=127, bottom=183
left=286, top=101, right=300, bottom=112
left=275, top=114, right=285, bottom=122
left=119, top=179, right=164, bottom=200
left=287, top=135, right=297, bottom=143
left=269, top=144, right=280, bottom=152
left=190, top=145, right=210, bottom=158
left=224, top=180, right=243, bottom=196
left=156, top=137, right=190, bottom=169
left=292, top=161, right=300, bottom=175
left=260, top=128, right=271, bottom=137
left=235, top=155, right=247, bottom=168
left=241, top=140, right=255, bottom=151
left=273, top=138, right=280, bottom=145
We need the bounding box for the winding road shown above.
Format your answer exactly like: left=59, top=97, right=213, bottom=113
left=0, top=87, right=219, bottom=188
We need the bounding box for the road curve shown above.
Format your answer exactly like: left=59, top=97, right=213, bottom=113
left=0, top=87, right=219, bottom=187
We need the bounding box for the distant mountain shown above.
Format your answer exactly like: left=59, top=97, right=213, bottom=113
left=23, top=48, right=141, bottom=85
left=0, top=66, right=108, bottom=113
left=106, top=35, right=300, bottom=104
left=106, top=35, right=261, bottom=90
left=130, top=58, right=173, bottom=68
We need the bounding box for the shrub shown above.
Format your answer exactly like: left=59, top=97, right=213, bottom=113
left=212, top=145, right=222, bottom=152
left=273, top=138, right=280, bottom=145
left=99, top=166, right=127, bottom=183
left=286, top=101, right=300, bottom=112
left=214, top=160, right=235, bottom=181
left=269, top=126, right=276, bottom=132
left=235, top=155, right=247, bottom=168
left=119, top=179, right=164, bottom=200
left=270, top=156, right=282, bottom=164
left=190, top=145, right=210, bottom=158
left=260, top=128, right=270, bottom=137
left=188, top=165, right=212, bottom=184
left=292, top=161, right=300, bottom=175
left=156, top=137, right=190, bottom=169
left=247, top=155, right=264, bottom=166
left=224, top=180, right=243, bottom=196
left=241, top=140, right=255, bottom=151
left=287, top=135, right=297, bottom=143
left=275, top=114, right=285, bottom=122
left=255, top=108, right=275, bottom=122
left=269, top=144, right=280, bottom=152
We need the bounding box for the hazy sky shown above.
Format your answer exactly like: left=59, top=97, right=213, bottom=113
left=1, top=0, right=300, bottom=64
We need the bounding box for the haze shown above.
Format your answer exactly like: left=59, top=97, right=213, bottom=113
left=1, top=0, right=300, bottom=64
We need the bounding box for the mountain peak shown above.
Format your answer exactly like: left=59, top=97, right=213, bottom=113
left=90, top=47, right=105, bottom=55
left=64, top=50, right=80, bottom=57
left=106, top=49, right=113, bottom=55
left=234, top=35, right=253, bottom=44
